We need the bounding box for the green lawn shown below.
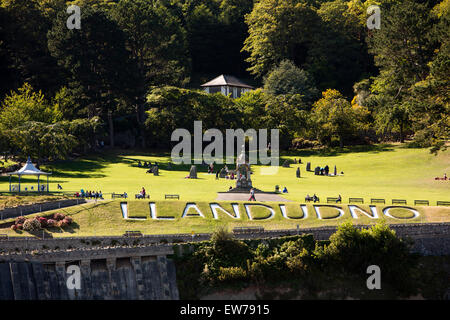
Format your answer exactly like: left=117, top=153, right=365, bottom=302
left=1, top=144, right=448, bottom=204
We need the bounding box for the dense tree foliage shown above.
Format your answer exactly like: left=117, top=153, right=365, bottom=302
left=0, top=0, right=448, bottom=161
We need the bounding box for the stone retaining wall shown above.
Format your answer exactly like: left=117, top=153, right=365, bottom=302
left=1, top=223, right=449, bottom=256
left=0, top=199, right=86, bottom=221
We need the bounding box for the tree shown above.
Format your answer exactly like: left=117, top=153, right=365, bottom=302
left=48, top=5, right=133, bottom=147
left=312, top=89, right=362, bottom=147
left=264, top=60, right=318, bottom=104
left=0, top=83, right=60, bottom=130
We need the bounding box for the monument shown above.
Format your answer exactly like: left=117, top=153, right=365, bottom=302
left=296, top=167, right=300, bottom=178
left=189, top=165, right=197, bottom=179
left=306, top=162, right=311, bottom=171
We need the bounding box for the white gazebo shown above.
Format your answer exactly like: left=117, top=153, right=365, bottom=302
left=201, top=75, right=254, bottom=99
left=7, top=157, right=52, bottom=193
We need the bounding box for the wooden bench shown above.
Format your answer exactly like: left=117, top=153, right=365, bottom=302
left=111, top=193, right=127, bottom=199
left=414, top=200, right=429, bottom=206
left=392, top=199, right=407, bottom=205
left=437, top=201, right=450, bottom=206
left=123, top=231, right=143, bottom=237
left=165, top=194, right=180, bottom=200
left=327, top=197, right=342, bottom=203
left=233, top=226, right=264, bottom=233
left=349, top=198, right=364, bottom=204
left=371, top=198, right=385, bottom=204
left=135, top=194, right=150, bottom=199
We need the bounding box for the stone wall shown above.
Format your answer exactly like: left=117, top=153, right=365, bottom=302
left=0, top=199, right=87, bottom=221
left=0, top=245, right=179, bottom=300
left=1, top=223, right=449, bottom=255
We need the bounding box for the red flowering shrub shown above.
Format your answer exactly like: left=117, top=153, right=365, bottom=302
left=46, top=219, right=57, bottom=227
left=16, top=224, right=23, bottom=230
left=53, top=213, right=65, bottom=221
left=63, top=216, right=73, bottom=224
left=37, top=217, right=48, bottom=227
left=15, top=216, right=26, bottom=225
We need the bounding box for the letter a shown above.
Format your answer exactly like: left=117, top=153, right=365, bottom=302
left=66, top=265, right=81, bottom=290
left=367, top=5, right=381, bottom=30
left=67, top=5, right=81, bottom=30
left=366, top=265, right=381, bottom=290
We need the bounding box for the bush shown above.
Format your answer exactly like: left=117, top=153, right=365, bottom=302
left=57, top=220, right=68, bottom=228
left=217, top=267, right=248, bottom=282
left=291, top=137, right=321, bottom=150
left=37, top=217, right=48, bottom=227
left=46, top=219, right=57, bottom=227
left=23, top=218, right=42, bottom=231
left=15, top=216, right=26, bottom=225
left=53, top=213, right=65, bottom=221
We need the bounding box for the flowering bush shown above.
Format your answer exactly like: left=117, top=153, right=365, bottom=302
left=23, top=218, right=42, bottom=231
left=37, top=217, right=48, bottom=227
left=53, top=213, right=66, bottom=221
left=15, top=216, right=26, bottom=225
left=57, top=220, right=68, bottom=228
left=46, top=219, right=57, bottom=227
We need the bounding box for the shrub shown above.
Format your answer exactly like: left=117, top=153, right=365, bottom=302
left=63, top=216, right=73, bottom=224
left=46, top=219, right=57, bottom=227
left=57, top=220, right=68, bottom=228
left=217, top=267, right=248, bottom=282
left=23, top=218, right=42, bottom=231
left=53, top=213, right=65, bottom=221
left=15, top=216, right=26, bottom=225
left=10, top=224, right=17, bottom=231
left=37, top=217, right=48, bottom=227
left=16, top=223, right=23, bottom=230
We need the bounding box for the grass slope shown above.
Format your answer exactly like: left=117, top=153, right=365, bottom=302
left=1, top=200, right=448, bottom=237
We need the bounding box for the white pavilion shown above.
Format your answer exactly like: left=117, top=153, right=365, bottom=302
left=7, top=157, right=51, bottom=193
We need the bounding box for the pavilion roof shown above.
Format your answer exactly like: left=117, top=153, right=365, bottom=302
left=7, top=157, right=51, bottom=176
left=201, top=75, right=254, bottom=89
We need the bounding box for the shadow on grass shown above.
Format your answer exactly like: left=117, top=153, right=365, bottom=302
left=283, top=144, right=397, bottom=158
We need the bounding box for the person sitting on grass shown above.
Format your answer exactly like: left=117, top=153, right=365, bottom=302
left=124, top=192, right=128, bottom=199
left=99, top=191, right=103, bottom=199
left=313, top=194, right=319, bottom=203
left=336, top=194, right=342, bottom=203
left=305, top=194, right=312, bottom=202
left=282, top=186, right=288, bottom=193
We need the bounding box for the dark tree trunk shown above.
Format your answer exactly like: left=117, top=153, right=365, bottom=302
left=108, top=110, right=115, bottom=147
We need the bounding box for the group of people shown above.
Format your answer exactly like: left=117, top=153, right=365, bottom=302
left=76, top=189, right=103, bottom=199
left=138, top=160, right=157, bottom=168
left=305, top=194, right=320, bottom=203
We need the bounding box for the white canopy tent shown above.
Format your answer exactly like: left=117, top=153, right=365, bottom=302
left=7, top=157, right=51, bottom=193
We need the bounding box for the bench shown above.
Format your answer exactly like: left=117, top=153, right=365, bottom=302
left=165, top=194, right=180, bottom=200
left=349, top=198, right=364, bottom=204
left=111, top=193, right=127, bottom=199
left=232, top=226, right=264, bottom=233
left=371, top=198, right=385, bottom=204
left=414, top=200, right=429, bottom=206
left=437, top=201, right=450, bottom=206
left=135, top=194, right=150, bottom=199
left=327, top=197, right=342, bottom=203
left=392, top=199, right=407, bottom=205
left=123, top=231, right=143, bottom=237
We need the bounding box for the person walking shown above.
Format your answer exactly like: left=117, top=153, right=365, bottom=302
left=249, top=188, right=256, bottom=201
